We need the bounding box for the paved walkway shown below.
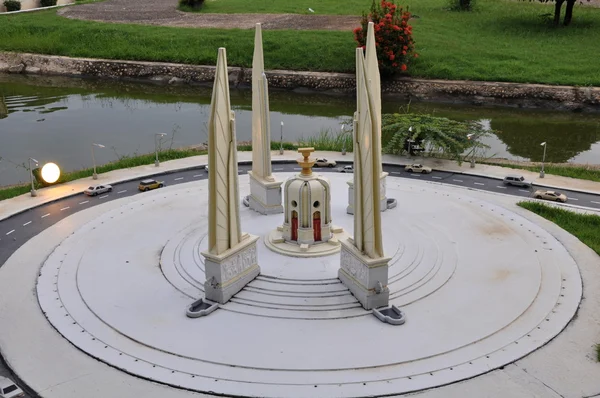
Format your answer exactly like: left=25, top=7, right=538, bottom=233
left=57, top=0, right=359, bottom=30
left=2, top=150, right=600, bottom=222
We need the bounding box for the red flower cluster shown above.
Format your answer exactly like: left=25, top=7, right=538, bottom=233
left=353, top=0, right=418, bottom=77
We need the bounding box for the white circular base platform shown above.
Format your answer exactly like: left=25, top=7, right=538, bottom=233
left=35, top=174, right=582, bottom=398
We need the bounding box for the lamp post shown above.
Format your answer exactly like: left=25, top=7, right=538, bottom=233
left=91, top=143, right=105, bottom=180
left=540, top=141, right=547, bottom=178
left=155, top=133, right=167, bottom=167
left=28, top=157, right=38, bottom=197
left=280, top=121, right=284, bottom=155
left=341, top=124, right=347, bottom=155
left=467, top=133, right=476, bottom=168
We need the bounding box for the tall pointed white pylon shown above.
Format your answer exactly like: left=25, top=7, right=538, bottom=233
left=365, top=21, right=381, bottom=138
left=251, top=23, right=274, bottom=182
left=353, top=46, right=384, bottom=258
left=248, top=23, right=283, bottom=215
left=338, top=47, right=390, bottom=311
left=203, top=47, right=260, bottom=305
left=207, top=47, right=242, bottom=255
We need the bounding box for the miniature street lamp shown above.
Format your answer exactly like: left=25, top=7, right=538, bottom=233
left=341, top=124, right=347, bottom=155
left=540, top=142, right=547, bottom=178
left=91, top=143, right=105, bottom=180
left=467, top=133, right=476, bottom=168
left=28, top=157, right=38, bottom=197
left=155, top=133, right=167, bottom=167
left=280, top=121, right=284, bottom=155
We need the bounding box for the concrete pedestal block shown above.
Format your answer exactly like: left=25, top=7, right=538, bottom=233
left=338, top=238, right=390, bottom=310
left=346, top=172, right=389, bottom=215
left=248, top=171, right=283, bottom=215
left=202, top=234, right=260, bottom=304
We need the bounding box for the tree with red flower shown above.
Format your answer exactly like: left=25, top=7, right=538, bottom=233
left=353, top=0, right=417, bottom=77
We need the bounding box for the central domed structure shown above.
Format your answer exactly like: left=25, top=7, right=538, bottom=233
left=281, top=147, right=333, bottom=245
left=266, top=148, right=346, bottom=257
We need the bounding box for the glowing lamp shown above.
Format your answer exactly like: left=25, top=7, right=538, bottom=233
left=41, top=162, right=61, bottom=184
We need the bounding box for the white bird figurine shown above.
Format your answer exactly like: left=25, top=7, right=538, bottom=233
left=308, top=7, right=315, bottom=12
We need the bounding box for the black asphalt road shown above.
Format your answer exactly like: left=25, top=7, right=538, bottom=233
left=1, top=160, right=600, bottom=397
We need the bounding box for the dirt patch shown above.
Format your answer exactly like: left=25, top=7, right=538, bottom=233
left=58, top=0, right=361, bottom=30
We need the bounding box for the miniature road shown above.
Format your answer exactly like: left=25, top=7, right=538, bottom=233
left=0, top=160, right=599, bottom=397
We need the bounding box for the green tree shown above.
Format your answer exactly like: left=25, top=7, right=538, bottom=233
left=382, top=113, right=493, bottom=162
left=524, top=0, right=590, bottom=26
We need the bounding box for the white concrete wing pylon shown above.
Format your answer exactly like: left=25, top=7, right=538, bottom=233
left=204, top=47, right=260, bottom=304
left=251, top=23, right=273, bottom=181
left=354, top=47, right=383, bottom=258
left=208, top=47, right=242, bottom=254
left=347, top=21, right=389, bottom=215
left=248, top=23, right=283, bottom=215
left=339, top=48, right=390, bottom=311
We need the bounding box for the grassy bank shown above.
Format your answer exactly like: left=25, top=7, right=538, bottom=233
left=0, top=11, right=354, bottom=72
left=518, top=201, right=600, bottom=256
left=482, top=162, right=600, bottom=183
left=2, top=0, right=600, bottom=85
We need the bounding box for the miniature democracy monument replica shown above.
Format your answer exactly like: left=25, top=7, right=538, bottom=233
left=20, top=19, right=584, bottom=398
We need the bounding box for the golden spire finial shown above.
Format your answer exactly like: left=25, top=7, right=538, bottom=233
left=297, top=147, right=315, bottom=176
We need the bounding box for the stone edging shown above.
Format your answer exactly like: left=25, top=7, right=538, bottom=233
left=1, top=52, right=600, bottom=112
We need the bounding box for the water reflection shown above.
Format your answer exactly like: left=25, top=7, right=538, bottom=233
left=1, top=74, right=600, bottom=187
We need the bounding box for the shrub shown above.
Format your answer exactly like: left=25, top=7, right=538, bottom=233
left=448, top=0, right=475, bottom=11
left=353, top=0, right=417, bottom=77
left=3, top=0, right=21, bottom=11
left=179, top=0, right=204, bottom=10
left=40, top=0, right=57, bottom=6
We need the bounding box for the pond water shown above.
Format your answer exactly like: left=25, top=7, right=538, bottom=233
left=1, top=74, right=600, bottom=187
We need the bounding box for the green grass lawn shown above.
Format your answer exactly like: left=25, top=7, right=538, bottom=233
left=1, top=0, right=600, bottom=84
left=518, top=201, right=600, bottom=256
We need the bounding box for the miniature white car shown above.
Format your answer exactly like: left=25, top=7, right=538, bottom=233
left=338, top=165, right=354, bottom=173
left=315, top=158, right=336, bottom=167
left=404, top=163, right=432, bottom=174
left=503, top=174, right=531, bottom=188
left=84, top=184, right=113, bottom=196
left=242, top=195, right=250, bottom=207
left=204, top=165, right=209, bottom=172
left=0, top=376, right=24, bottom=398
left=533, top=190, right=567, bottom=203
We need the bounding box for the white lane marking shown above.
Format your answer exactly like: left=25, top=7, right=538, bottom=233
left=274, top=168, right=284, bottom=171
left=99, top=195, right=108, bottom=199
left=409, top=174, right=422, bottom=177
left=60, top=206, right=70, bottom=211
left=23, top=221, right=32, bottom=226
left=391, top=171, right=402, bottom=175
left=452, top=179, right=463, bottom=182
left=432, top=176, right=442, bottom=179
left=293, top=168, right=302, bottom=171
left=474, top=182, right=485, bottom=186
left=6, top=229, right=15, bottom=235
left=496, top=186, right=507, bottom=189
left=117, top=190, right=127, bottom=194
left=519, top=189, right=530, bottom=193
left=193, top=174, right=202, bottom=177
left=41, top=213, right=50, bottom=218
left=569, top=198, right=578, bottom=201
left=174, top=177, right=184, bottom=181
left=591, top=201, right=600, bottom=205
left=79, top=200, right=89, bottom=205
